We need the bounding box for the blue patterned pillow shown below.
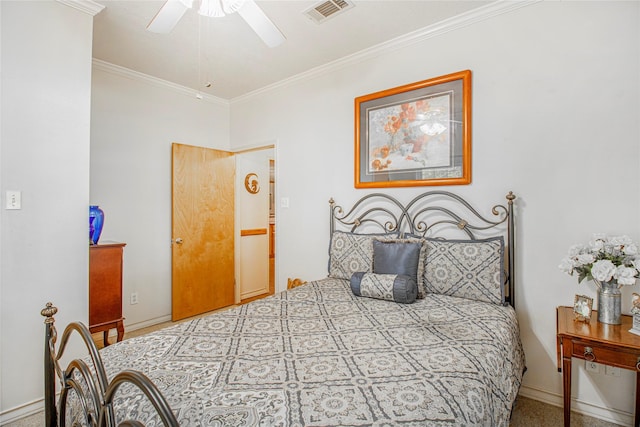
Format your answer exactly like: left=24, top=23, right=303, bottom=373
left=328, top=231, right=398, bottom=280
left=350, top=272, right=417, bottom=304
left=423, top=237, right=505, bottom=305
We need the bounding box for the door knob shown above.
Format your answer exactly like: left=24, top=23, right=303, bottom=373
left=174, top=238, right=183, bottom=245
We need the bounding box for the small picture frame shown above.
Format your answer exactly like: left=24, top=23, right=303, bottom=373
left=629, top=293, right=640, bottom=336
left=573, top=294, right=593, bottom=323
left=630, top=314, right=640, bottom=336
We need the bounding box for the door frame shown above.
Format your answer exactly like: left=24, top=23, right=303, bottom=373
left=232, top=143, right=277, bottom=304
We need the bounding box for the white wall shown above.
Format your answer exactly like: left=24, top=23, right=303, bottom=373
left=90, top=63, right=230, bottom=328
left=0, top=1, right=96, bottom=422
left=230, top=1, right=640, bottom=424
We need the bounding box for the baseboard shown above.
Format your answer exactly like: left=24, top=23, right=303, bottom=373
left=241, top=289, right=269, bottom=301
left=95, top=314, right=173, bottom=340
left=0, top=398, right=43, bottom=425
left=518, top=385, right=630, bottom=426
left=125, top=315, right=172, bottom=332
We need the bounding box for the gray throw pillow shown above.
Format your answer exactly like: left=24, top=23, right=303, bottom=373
left=372, top=239, right=425, bottom=297
left=350, top=272, right=417, bottom=304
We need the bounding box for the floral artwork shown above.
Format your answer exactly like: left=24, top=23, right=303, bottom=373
left=354, top=70, right=471, bottom=188
left=559, top=234, right=640, bottom=287
left=367, top=94, right=452, bottom=174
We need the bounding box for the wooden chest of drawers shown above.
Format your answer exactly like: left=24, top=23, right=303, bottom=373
left=89, top=243, right=126, bottom=346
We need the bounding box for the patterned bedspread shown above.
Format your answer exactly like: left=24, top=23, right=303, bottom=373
left=97, top=278, right=525, bottom=426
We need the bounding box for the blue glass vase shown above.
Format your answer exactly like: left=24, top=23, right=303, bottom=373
left=89, top=205, right=104, bottom=245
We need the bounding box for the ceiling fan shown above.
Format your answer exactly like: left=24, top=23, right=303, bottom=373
left=147, top=0, right=286, bottom=48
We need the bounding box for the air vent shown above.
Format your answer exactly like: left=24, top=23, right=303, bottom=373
left=303, top=0, right=355, bottom=24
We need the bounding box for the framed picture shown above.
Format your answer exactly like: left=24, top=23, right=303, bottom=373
left=355, top=70, right=472, bottom=188
left=573, top=294, right=593, bottom=323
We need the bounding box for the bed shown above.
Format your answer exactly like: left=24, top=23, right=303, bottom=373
left=41, top=190, right=525, bottom=427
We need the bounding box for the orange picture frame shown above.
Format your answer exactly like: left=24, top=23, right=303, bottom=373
left=354, top=70, right=472, bottom=188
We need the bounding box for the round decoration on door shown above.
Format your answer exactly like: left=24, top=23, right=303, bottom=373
left=244, top=173, right=260, bottom=194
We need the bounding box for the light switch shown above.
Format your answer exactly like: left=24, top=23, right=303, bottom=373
left=281, top=197, right=290, bottom=208
left=6, top=191, right=21, bottom=210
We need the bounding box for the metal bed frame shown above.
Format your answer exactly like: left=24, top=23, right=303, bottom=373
left=40, top=303, right=179, bottom=427
left=40, top=190, right=516, bottom=426
left=329, top=190, right=516, bottom=307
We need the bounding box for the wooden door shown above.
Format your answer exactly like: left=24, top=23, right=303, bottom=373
left=171, top=143, right=235, bottom=321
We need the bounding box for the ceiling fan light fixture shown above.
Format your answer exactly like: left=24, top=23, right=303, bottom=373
left=147, top=0, right=285, bottom=48
left=198, top=0, right=245, bottom=17
left=198, top=0, right=225, bottom=17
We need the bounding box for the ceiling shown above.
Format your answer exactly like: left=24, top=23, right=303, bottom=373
left=92, top=1, right=491, bottom=100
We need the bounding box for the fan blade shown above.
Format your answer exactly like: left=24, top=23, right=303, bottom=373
left=147, top=0, right=193, bottom=34
left=237, top=0, right=286, bottom=48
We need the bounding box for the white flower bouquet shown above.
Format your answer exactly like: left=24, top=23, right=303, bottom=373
left=559, top=234, right=640, bottom=287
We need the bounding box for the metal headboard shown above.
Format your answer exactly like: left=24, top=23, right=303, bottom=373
left=329, top=191, right=516, bottom=307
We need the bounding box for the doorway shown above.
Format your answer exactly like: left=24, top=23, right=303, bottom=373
left=171, top=143, right=276, bottom=320
left=235, top=147, right=275, bottom=303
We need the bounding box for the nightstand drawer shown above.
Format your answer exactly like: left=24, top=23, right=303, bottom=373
left=573, top=340, right=640, bottom=370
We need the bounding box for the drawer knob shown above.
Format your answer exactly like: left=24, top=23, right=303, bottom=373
left=636, top=358, right=640, bottom=371
left=584, top=347, right=596, bottom=361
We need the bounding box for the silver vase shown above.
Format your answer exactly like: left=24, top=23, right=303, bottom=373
left=597, top=279, right=621, bottom=325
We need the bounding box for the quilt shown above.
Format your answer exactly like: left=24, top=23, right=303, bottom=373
left=94, top=278, right=525, bottom=426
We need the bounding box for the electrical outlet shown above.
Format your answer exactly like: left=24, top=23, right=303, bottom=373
left=130, top=292, right=139, bottom=305
left=605, top=365, right=621, bottom=377
left=586, top=361, right=600, bottom=374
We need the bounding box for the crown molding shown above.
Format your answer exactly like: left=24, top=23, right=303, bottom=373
left=92, top=59, right=230, bottom=107
left=57, top=0, right=105, bottom=16
left=231, top=0, right=539, bottom=104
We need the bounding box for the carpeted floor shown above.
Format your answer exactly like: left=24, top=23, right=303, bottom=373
left=510, top=396, right=621, bottom=426
left=4, top=395, right=623, bottom=426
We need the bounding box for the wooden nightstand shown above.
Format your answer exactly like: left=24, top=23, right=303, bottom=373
left=556, top=306, right=640, bottom=426
left=89, top=243, right=126, bottom=346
